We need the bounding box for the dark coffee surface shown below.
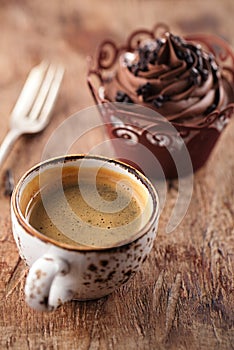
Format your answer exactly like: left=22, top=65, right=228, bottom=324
left=27, top=167, right=142, bottom=247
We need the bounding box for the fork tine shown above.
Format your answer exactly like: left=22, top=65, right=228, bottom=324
left=28, top=64, right=58, bottom=121
left=35, top=65, right=64, bottom=128
left=10, top=61, right=49, bottom=123
left=0, top=62, right=64, bottom=167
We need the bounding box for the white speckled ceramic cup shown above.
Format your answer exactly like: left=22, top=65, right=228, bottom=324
left=11, top=155, right=159, bottom=311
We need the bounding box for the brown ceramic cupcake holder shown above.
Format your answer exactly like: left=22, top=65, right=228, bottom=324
left=87, top=24, right=234, bottom=178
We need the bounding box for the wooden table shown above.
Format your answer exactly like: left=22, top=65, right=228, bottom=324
left=0, top=1, right=233, bottom=349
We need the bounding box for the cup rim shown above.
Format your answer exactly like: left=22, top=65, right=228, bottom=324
left=11, top=154, right=159, bottom=252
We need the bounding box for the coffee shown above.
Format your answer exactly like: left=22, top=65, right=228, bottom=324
left=26, top=166, right=145, bottom=248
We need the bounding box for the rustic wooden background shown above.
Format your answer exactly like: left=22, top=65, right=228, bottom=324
left=0, top=0, right=234, bottom=349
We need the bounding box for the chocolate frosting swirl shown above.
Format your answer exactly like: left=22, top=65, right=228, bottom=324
left=103, top=33, right=233, bottom=125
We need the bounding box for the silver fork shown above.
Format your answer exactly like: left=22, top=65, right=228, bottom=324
left=0, top=61, right=64, bottom=168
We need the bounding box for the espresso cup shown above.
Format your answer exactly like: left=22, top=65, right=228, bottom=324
left=11, top=155, right=159, bottom=311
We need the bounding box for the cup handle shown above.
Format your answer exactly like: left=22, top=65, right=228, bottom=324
left=25, top=254, right=73, bottom=311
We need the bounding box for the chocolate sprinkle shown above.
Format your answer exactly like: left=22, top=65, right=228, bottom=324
left=200, top=68, right=209, bottom=82
left=115, top=91, right=133, bottom=103
left=153, top=95, right=164, bottom=108
left=129, top=39, right=163, bottom=75
left=205, top=103, right=217, bottom=115
left=136, top=83, right=153, bottom=100
left=175, top=49, right=184, bottom=60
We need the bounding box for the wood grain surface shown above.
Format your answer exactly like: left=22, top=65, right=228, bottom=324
left=0, top=1, right=234, bottom=349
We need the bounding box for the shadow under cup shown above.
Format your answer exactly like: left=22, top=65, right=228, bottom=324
left=11, top=155, right=159, bottom=310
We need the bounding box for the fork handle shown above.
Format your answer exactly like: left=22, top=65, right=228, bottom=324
left=0, top=129, right=22, bottom=168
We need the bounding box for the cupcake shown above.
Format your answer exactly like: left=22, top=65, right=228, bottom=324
left=88, top=24, right=234, bottom=178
